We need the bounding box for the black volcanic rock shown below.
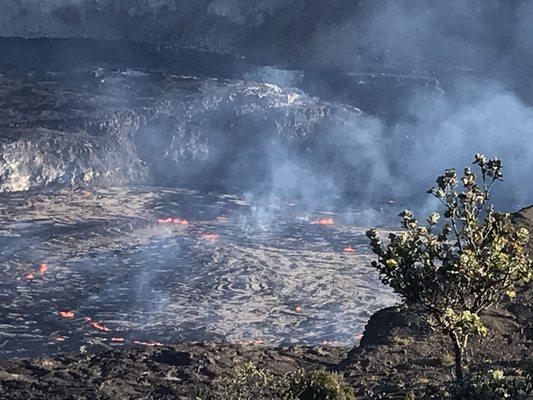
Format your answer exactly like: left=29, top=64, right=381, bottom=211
left=0, top=344, right=345, bottom=400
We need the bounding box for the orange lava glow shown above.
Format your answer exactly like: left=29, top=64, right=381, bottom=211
left=39, top=263, right=48, bottom=274
left=25, top=273, right=35, bottom=280
left=294, top=305, right=303, bottom=313
left=311, top=217, right=335, bottom=225
left=201, top=233, right=220, bottom=242
left=59, top=310, right=75, bottom=319
left=84, top=316, right=92, bottom=322
left=158, top=217, right=189, bottom=225
left=89, top=322, right=110, bottom=332
left=343, top=246, right=356, bottom=253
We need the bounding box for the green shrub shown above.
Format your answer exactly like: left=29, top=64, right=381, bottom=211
left=205, top=362, right=290, bottom=400
left=366, top=154, right=532, bottom=381
left=451, top=368, right=533, bottom=399
left=292, top=370, right=356, bottom=400
left=203, top=362, right=355, bottom=400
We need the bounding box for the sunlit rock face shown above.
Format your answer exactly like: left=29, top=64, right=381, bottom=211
left=0, top=69, right=151, bottom=191
left=0, top=68, right=382, bottom=198
left=0, top=128, right=148, bottom=192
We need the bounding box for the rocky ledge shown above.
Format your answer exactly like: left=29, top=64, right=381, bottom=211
left=0, top=64, right=390, bottom=200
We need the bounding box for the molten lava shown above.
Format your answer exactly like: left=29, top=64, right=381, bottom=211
left=201, top=233, right=220, bottom=242
left=311, top=217, right=335, bottom=225
left=23, top=264, right=48, bottom=280
left=158, top=217, right=189, bottom=225
left=343, top=246, right=356, bottom=253
left=89, top=322, right=110, bottom=332
left=59, top=310, right=75, bottom=319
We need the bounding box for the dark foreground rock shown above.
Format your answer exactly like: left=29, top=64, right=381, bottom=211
left=0, top=207, right=531, bottom=399
left=0, top=343, right=345, bottom=400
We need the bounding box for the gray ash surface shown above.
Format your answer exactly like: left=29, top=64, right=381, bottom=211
left=0, top=186, right=397, bottom=359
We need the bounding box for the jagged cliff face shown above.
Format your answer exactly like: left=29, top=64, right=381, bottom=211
left=0, top=67, right=388, bottom=200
